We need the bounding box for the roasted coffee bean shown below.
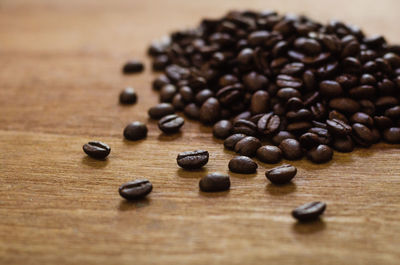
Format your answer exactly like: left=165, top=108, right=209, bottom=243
left=374, top=116, right=392, bottom=129
left=195, top=89, right=214, bottom=105
left=233, top=119, right=258, bottom=136
left=158, top=114, right=184, bottom=134
left=172, top=94, right=185, bottom=110
left=307, top=144, right=333, bottom=163
left=152, top=55, right=169, bottom=71
left=243, top=72, right=269, bottom=92
left=279, top=139, right=303, bottom=160
left=234, top=136, right=262, bottom=157
left=329, top=110, right=348, bottom=123
left=286, top=109, right=312, bottom=121
left=257, top=145, right=282, bottom=163
left=266, top=164, right=297, bottom=185
left=308, top=127, right=332, bottom=145
left=213, top=120, right=232, bottom=139
left=294, top=37, right=321, bottom=55
left=385, top=106, right=400, bottom=119
left=277, top=88, right=301, bottom=100
left=199, top=173, right=230, bottom=192
left=177, top=150, right=209, bottom=169
left=232, top=111, right=252, bottom=123
left=326, top=119, right=352, bottom=136
left=352, top=123, right=374, bottom=146
left=224, top=134, right=247, bottom=150
left=122, top=60, right=144, bottom=74
left=184, top=103, right=200, bottom=120
left=119, top=87, right=137, bottom=105
left=286, top=121, right=312, bottom=133
left=124, top=121, right=148, bottom=141
left=228, top=156, right=258, bottom=174
left=148, top=103, right=175, bottom=119
left=200, top=97, right=220, bottom=124
left=329, top=98, right=360, bottom=113
left=299, top=132, right=320, bottom=149
left=276, top=74, right=303, bottom=89
left=319, top=80, right=343, bottom=98
left=250, top=90, right=270, bottom=114
left=119, top=179, right=152, bottom=200
left=383, top=127, right=400, bottom=143
left=83, top=141, right=111, bottom=159
left=292, top=201, right=326, bottom=222
left=333, top=135, right=354, bottom=152
left=152, top=74, right=170, bottom=91
left=179, top=86, right=194, bottom=102
left=272, top=131, right=295, bottom=145
left=350, top=112, right=373, bottom=127
left=160, top=84, right=177, bottom=103
left=257, top=113, right=280, bottom=135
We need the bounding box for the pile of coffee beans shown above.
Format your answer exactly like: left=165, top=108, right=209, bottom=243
left=146, top=10, right=400, bottom=165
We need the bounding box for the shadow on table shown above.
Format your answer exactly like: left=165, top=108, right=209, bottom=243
left=81, top=156, right=109, bottom=168
left=176, top=168, right=208, bottom=178
left=292, top=219, right=326, bottom=234
left=119, top=198, right=151, bottom=211
left=266, top=182, right=297, bottom=196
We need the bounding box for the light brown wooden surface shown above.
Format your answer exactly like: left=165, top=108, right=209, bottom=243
left=1, top=0, right=400, bottom=264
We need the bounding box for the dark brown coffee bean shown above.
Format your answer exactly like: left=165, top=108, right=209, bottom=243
left=213, top=120, right=232, bottom=139
left=352, top=123, right=374, bottom=146
left=385, top=106, right=400, bottom=119
left=179, top=86, right=194, bottom=102
left=119, top=87, right=137, bottom=105
left=219, top=74, right=238, bottom=87
left=243, top=72, right=269, bottom=92
left=165, top=64, right=190, bottom=82
left=333, top=135, right=354, bottom=152
left=124, top=121, right=148, bottom=141
left=299, top=132, right=320, bottom=149
left=350, top=112, right=373, bottom=127
left=250, top=90, right=270, bottom=114
left=158, top=114, right=184, bottom=134
left=276, top=74, right=303, bottom=89
left=279, top=139, right=303, bottom=160
left=292, top=201, right=326, bottom=222
left=122, top=60, right=144, bottom=74
left=233, top=119, right=258, bottom=136
left=307, top=144, right=333, bottom=163
left=272, top=131, right=295, bottom=145
left=326, top=119, right=352, bottom=136
left=257, top=113, right=280, bottom=135
left=329, top=110, right=348, bottom=123
left=152, top=74, right=170, bottom=91
left=160, top=84, right=177, bottom=103
left=319, top=80, right=343, bottom=98
left=266, top=164, right=297, bottom=185
left=232, top=111, right=252, bottom=123
left=277, top=88, right=301, bottom=100
left=184, top=103, right=200, bottom=120
left=257, top=145, right=282, bottom=164
left=199, top=173, right=230, bottom=192
left=195, top=89, right=214, bottom=105
left=294, top=37, right=321, bottom=55
left=148, top=103, right=175, bottom=119
left=286, top=109, right=312, bottom=121
left=228, top=156, right=258, bottom=174
left=224, top=134, right=247, bottom=150
left=286, top=121, right=313, bottom=133
left=234, top=136, right=262, bottom=157
left=200, top=97, right=220, bottom=124
left=329, top=98, right=360, bottom=113
left=83, top=141, right=111, bottom=159
left=177, top=150, right=209, bottom=169
left=308, top=127, right=332, bottom=145
left=119, top=179, right=152, bottom=200
left=383, top=127, right=400, bottom=143
left=374, top=116, right=392, bottom=129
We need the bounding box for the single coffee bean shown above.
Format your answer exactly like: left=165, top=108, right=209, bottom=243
left=232, top=119, right=258, bottom=136
left=122, top=60, right=144, bottom=74
left=177, top=150, right=209, bottom=169
left=213, top=120, right=233, bottom=139
left=119, top=87, right=137, bottom=104
left=299, top=132, right=320, bottom=149
left=200, top=97, right=220, bottom=124
left=199, top=173, right=230, bottom=192
left=119, top=179, right=152, bottom=200
left=319, top=80, right=343, bottom=98
left=350, top=112, right=373, bottom=127
left=279, top=139, right=303, bottom=160
left=184, top=103, right=200, bottom=120
left=83, top=141, right=111, bottom=159
left=250, top=90, right=270, bottom=114
left=148, top=103, right=175, bottom=119
left=292, top=201, right=326, bottom=222
left=172, top=94, right=185, bottom=110
left=257, top=113, right=280, bottom=135
left=256, top=145, right=282, bottom=164
left=383, top=127, right=400, bottom=143
left=224, top=134, right=247, bottom=150
left=152, top=74, right=170, bottom=91
left=333, top=136, right=354, bottom=152
left=158, top=114, right=184, bottom=134
left=234, top=136, right=262, bottom=157
left=124, top=121, right=148, bottom=141
left=352, top=123, right=374, bottom=146
left=160, top=84, right=177, bottom=103
left=272, top=131, right=295, bottom=145
left=307, top=144, right=333, bottom=163
left=228, top=156, right=258, bottom=174
left=326, top=119, right=352, bottom=136
left=329, top=97, right=360, bottom=113
left=266, top=164, right=297, bottom=185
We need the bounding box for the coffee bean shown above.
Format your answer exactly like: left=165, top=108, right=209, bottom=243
left=148, top=103, right=175, bottom=119
left=272, top=131, right=295, bottom=145
left=119, top=179, right=152, bottom=200
left=250, top=90, right=270, bottom=114
left=228, top=156, right=258, bottom=174
left=234, top=136, right=262, bottom=157
left=184, top=103, right=200, bottom=120
left=279, top=139, right=303, bottom=160
left=257, top=145, right=282, bottom=163
left=152, top=74, right=170, bottom=91
left=350, top=112, right=373, bottom=127
left=160, top=84, right=177, bottom=103
left=292, top=201, right=326, bottom=222
left=177, top=150, right=209, bottom=169
left=200, top=97, right=220, bottom=124
left=195, top=89, right=214, bottom=105
left=119, top=87, right=137, bottom=105
left=224, top=134, right=247, bottom=150
left=266, top=164, right=297, bottom=185
left=233, top=119, right=258, bottom=136
left=326, top=119, right=352, bottom=136
left=122, top=60, right=144, bottom=74
left=158, top=114, right=184, bottom=134
left=332, top=136, right=354, bottom=152
left=329, top=98, right=360, bottom=113
left=319, top=80, right=343, bottom=98
left=243, top=72, right=269, bottom=92
left=383, top=127, right=400, bottom=143
left=257, top=113, right=280, bottom=135
left=299, top=132, right=320, bottom=149
left=307, top=144, right=333, bottom=163
left=352, top=123, right=374, bottom=146
left=199, top=173, right=230, bottom=192
left=213, top=120, right=233, bottom=139
left=124, top=121, right=148, bottom=141
left=83, top=141, right=111, bottom=159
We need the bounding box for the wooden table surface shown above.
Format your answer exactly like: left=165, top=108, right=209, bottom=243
left=1, top=0, right=400, bottom=264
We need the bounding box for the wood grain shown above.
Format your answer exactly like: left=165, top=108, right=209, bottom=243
left=1, top=0, right=400, bottom=264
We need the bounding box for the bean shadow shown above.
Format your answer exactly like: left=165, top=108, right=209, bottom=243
left=122, top=138, right=147, bottom=146
left=266, top=182, right=297, bottom=196
left=292, top=219, right=327, bottom=234
left=81, top=156, right=109, bottom=168
left=229, top=171, right=258, bottom=179
left=198, top=190, right=230, bottom=197
left=157, top=132, right=183, bottom=141
left=119, top=198, right=151, bottom=211
left=176, top=168, right=208, bottom=178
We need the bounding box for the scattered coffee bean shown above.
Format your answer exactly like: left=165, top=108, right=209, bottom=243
left=266, top=164, right=297, bottom=185
left=119, top=179, right=152, bottom=200
left=83, top=141, right=110, bottom=159
left=383, top=127, right=400, bottom=143
left=228, top=156, right=258, bottom=174
left=234, top=136, right=262, bottom=157
left=224, top=134, right=247, bottom=150
left=119, top=87, right=137, bottom=105
left=213, top=120, right=233, bottom=139
left=148, top=103, right=175, bottom=119
left=124, top=121, right=148, bottom=141
left=177, top=150, right=209, bottom=169
left=256, top=145, right=282, bottom=163
left=307, top=145, right=333, bottom=163
left=199, top=173, right=230, bottom=192
left=292, top=201, right=326, bottom=222
left=158, top=114, right=184, bottom=134
left=122, top=60, right=144, bottom=74
left=279, top=139, right=303, bottom=160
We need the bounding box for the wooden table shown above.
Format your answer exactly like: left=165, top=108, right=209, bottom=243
left=1, top=0, right=400, bottom=264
